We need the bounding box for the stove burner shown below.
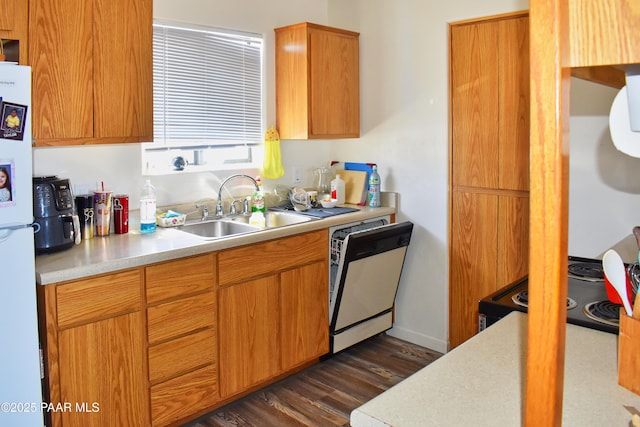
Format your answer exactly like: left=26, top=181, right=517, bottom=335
left=583, top=301, right=620, bottom=327
left=568, top=262, right=604, bottom=282
left=512, top=291, right=577, bottom=310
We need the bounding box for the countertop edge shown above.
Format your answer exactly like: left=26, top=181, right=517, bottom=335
left=350, top=312, right=640, bottom=426
left=36, top=204, right=396, bottom=285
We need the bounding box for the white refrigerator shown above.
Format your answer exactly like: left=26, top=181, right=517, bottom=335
left=0, top=64, right=44, bottom=426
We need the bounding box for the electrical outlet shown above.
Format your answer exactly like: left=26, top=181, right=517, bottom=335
left=293, top=167, right=302, bottom=184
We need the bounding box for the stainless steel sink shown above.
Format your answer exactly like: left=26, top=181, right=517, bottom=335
left=175, top=211, right=315, bottom=240
left=230, top=211, right=315, bottom=227
left=177, top=219, right=260, bottom=239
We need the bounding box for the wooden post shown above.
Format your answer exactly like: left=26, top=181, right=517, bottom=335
left=525, top=0, right=571, bottom=425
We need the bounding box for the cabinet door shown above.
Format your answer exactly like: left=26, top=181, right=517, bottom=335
left=451, top=17, right=529, bottom=191
left=274, top=23, right=309, bottom=140
left=280, top=262, right=329, bottom=369
left=29, top=0, right=93, bottom=141
left=449, top=191, right=498, bottom=348
left=451, top=22, right=499, bottom=188
left=308, top=27, right=360, bottom=138
left=29, top=0, right=152, bottom=145
left=0, top=0, right=29, bottom=63
left=93, top=0, right=152, bottom=140
left=57, top=312, right=149, bottom=427
left=498, top=17, right=530, bottom=191
left=497, top=195, right=529, bottom=288
left=449, top=191, right=529, bottom=348
left=218, top=275, right=280, bottom=398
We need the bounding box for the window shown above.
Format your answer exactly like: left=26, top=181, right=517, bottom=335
left=142, top=22, right=264, bottom=175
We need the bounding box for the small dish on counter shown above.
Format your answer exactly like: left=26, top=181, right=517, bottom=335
left=156, top=210, right=187, bottom=227
left=320, top=198, right=338, bottom=208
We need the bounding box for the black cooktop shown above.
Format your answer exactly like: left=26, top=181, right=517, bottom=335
left=479, top=256, right=619, bottom=334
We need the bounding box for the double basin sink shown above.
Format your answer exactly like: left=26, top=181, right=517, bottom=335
left=175, top=211, right=315, bottom=240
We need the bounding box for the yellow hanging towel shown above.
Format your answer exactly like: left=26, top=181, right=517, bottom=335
left=262, top=126, right=285, bottom=179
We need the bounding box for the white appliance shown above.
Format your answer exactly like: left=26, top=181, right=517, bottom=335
left=0, top=64, right=44, bottom=426
left=329, top=217, right=413, bottom=353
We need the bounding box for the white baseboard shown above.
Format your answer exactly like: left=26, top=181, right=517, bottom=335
left=386, top=325, right=448, bottom=354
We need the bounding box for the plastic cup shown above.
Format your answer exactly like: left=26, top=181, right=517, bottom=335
left=93, top=191, right=113, bottom=236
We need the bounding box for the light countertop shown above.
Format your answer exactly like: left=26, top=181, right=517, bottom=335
left=351, top=312, right=640, bottom=426
left=35, top=204, right=396, bottom=285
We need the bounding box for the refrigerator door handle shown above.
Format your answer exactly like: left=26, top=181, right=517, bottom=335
left=0, top=223, right=38, bottom=242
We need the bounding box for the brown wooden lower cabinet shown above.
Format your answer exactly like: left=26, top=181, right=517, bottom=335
left=40, top=231, right=329, bottom=426
left=280, top=261, right=329, bottom=370
left=218, top=274, right=281, bottom=398
left=39, top=269, right=150, bottom=427
left=58, top=312, right=149, bottom=427
left=449, top=191, right=528, bottom=348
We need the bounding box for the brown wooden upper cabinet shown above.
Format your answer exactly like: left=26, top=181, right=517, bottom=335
left=29, top=0, right=153, bottom=146
left=275, top=22, right=360, bottom=140
left=451, top=14, right=530, bottom=191
left=0, top=0, right=28, bottom=64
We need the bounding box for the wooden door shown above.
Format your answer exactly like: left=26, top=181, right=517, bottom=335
left=218, top=275, right=280, bottom=398
left=275, top=23, right=309, bottom=140
left=450, top=21, right=499, bottom=189
left=498, top=17, right=530, bottom=191
left=0, top=0, right=29, bottom=63
left=29, top=0, right=93, bottom=141
left=308, top=26, right=360, bottom=138
left=280, top=261, right=329, bottom=369
left=449, top=191, right=498, bottom=348
left=93, top=0, right=152, bottom=140
left=497, top=195, right=529, bottom=288
left=57, top=312, right=149, bottom=427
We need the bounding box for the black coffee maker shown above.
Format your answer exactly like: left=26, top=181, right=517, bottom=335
left=33, top=176, right=76, bottom=254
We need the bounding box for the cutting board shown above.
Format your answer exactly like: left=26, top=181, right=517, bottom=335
left=336, top=170, right=368, bottom=205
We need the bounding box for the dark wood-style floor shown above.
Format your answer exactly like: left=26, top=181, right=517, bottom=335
left=183, top=333, right=442, bottom=427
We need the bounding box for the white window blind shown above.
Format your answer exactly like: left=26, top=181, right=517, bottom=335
left=153, top=22, right=263, bottom=146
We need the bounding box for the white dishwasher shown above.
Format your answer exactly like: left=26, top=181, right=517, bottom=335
left=328, top=217, right=414, bottom=354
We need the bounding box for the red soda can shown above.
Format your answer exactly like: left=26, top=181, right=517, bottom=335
left=113, top=195, right=129, bottom=234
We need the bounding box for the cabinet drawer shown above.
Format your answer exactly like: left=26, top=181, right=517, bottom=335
left=56, top=269, right=142, bottom=328
left=148, top=328, right=216, bottom=384
left=147, top=291, right=215, bottom=344
left=146, top=253, right=216, bottom=304
left=219, top=230, right=327, bottom=286
left=150, top=364, right=218, bottom=427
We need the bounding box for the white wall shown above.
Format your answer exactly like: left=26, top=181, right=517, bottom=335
left=33, top=0, right=639, bottom=354
left=568, top=78, right=640, bottom=260
left=325, top=0, right=529, bottom=351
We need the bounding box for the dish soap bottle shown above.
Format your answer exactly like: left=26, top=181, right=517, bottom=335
left=368, top=165, right=381, bottom=207
left=249, top=176, right=266, bottom=227
left=251, top=176, right=265, bottom=213
left=331, top=174, right=345, bottom=204
left=140, top=179, right=157, bottom=233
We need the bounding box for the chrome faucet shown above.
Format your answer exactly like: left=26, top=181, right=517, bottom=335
left=196, top=203, right=209, bottom=221
left=216, top=174, right=260, bottom=217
